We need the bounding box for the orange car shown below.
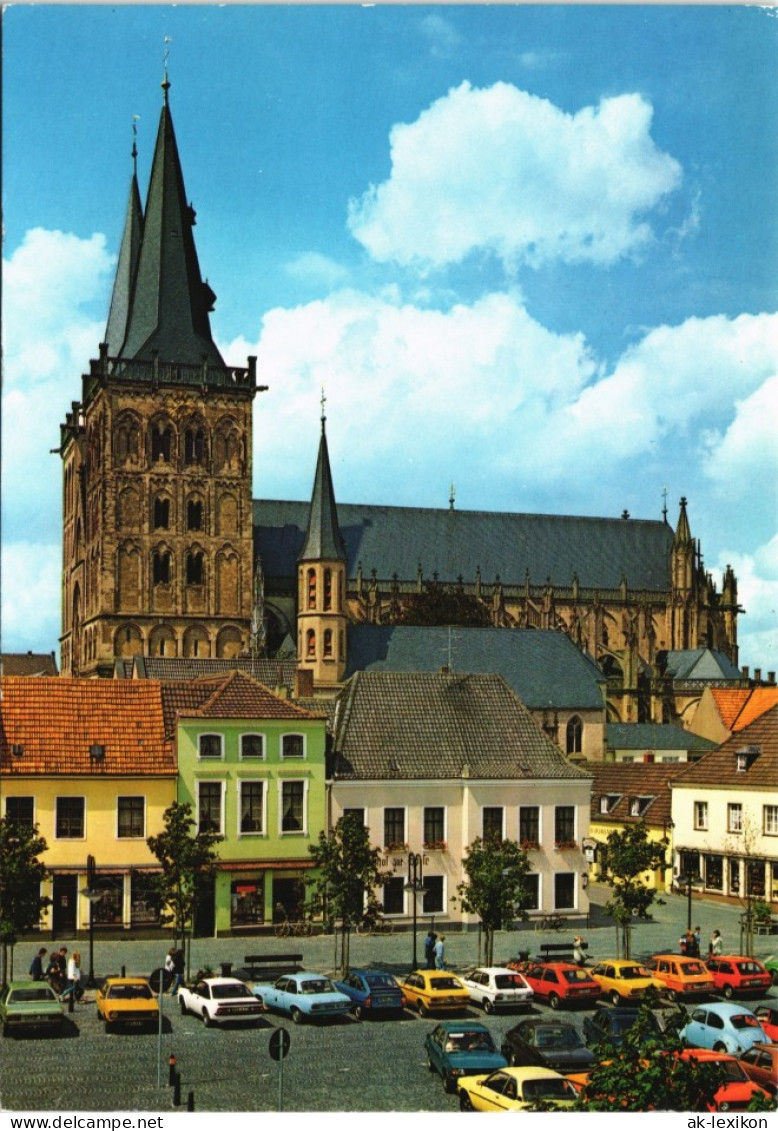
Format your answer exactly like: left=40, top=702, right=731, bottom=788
left=644, top=954, right=714, bottom=1001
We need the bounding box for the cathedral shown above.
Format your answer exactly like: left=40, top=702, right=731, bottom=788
left=59, top=79, right=741, bottom=722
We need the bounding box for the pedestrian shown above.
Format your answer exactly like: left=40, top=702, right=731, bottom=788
left=572, top=935, right=586, bottom=967
left=683, top=930, right=695, bottom=957
left=434, top=935, right=445, bottom=970
left=29, top=947, right=47, bottom=981
left=46, top=947, right=67, bottom=993
left=62, top=951, right=83, bottom=1002
left=709, top=929, right=723, bottom=957
left=693, top=926, right=702, bottom=957
left=166, top=946, right=185, bottom=994
left=424, top=930, right=437, bottom=970
left=679, top=933, right=687, bottom=955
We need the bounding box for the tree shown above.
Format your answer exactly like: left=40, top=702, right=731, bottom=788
left=578, top=1004, right=726, bottom=1111
left=146, top=802, right=222, bottom=978
left=453, top=837, right=532, bottom=966
left=397, top=578, right=491, bottom=627
left=0, top=818, right=50, bottom=987
left=307, top=814, right=393, bottom=976
left=599, top=822, right=666, bottom=959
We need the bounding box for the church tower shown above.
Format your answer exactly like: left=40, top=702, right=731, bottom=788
left=296, top=404, right=347, bottom=689
left=59, top=76, right=259, bottom=676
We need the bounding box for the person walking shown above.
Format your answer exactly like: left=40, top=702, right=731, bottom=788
left=166, top=946, right=185, bottom=994
left=573, top=936, right=587, bottom=967
left=424, top=930, right=438, bottom=970
left=29, top=947, right=47, bottom=981
left=46, top=947, right=67, bottom=994
left=62, top=951, right=83, bottom=1002
left=434, top=935, right=446, bottom=970
left=709, top=929, right=723, bottom=957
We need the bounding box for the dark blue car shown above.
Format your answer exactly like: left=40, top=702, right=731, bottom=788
left=425, top=1020, right=508, bottom=1092
left=333, top=969, right=406, bottom=1019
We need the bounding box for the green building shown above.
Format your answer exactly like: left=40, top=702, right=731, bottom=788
left=161, top=671, right=328, bottom=935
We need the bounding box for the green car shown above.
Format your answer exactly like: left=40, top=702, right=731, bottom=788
left=764, top=956, right=778, bottom=987
left=1, top=981, right=65, bottom=1036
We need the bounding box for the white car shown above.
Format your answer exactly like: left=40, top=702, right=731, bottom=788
left=178, top=977, right=265, bottom=1027
left=458, top=966, right=534, bottom=1013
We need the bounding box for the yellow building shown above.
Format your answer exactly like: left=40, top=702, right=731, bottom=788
left=0, top=677, right=175, bottom=933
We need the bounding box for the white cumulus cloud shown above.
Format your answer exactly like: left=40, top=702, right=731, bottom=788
left=348, top=81, right=682, bottom=269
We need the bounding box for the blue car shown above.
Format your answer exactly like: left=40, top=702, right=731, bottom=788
left=252, top=971, right=352, bottom=1024
left=680, top=1002, right=769, bottom=1056
left=333, top=969, right=407, bottom=1019
left=425, top=1020, right=508, bottom=1092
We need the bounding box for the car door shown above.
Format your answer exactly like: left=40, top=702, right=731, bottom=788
left=428, top=1025, right=445, bottom=1073
left=475, top=1071, right=512, bottom=1112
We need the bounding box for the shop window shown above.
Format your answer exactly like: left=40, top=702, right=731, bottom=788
left=92, top=875, right=124, bottom=925
left=422, top=876, right=444, bottom=915
left=231, top=878, right=264, bottom=927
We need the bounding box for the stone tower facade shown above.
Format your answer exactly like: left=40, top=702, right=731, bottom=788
left=60, top=80, right=259, bottom=677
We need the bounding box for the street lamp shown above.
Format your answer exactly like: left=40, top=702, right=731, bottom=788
left=676, top=854, right=702, bottom=932
left=404, top=854, right=427, bottom=969
left=80, top=854, right=102, bottom=989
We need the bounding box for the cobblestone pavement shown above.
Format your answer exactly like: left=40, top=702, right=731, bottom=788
left=1, top=886, right=775, bottom=1113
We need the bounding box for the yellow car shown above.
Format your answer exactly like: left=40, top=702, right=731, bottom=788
left=589, top=960, right=656, bottom=1004
left=396, top=970, right=470, bottom=1015
left=457, top=1066, right=579, bottom=1111
left=96, top=977, right=160, bottom=1032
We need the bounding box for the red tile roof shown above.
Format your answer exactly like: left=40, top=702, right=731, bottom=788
left=709, top=689, right=751, bottom=729
left=671, top=705, right=778, bottom=789
left=589, top=762, right=684, bottom=828
left=159, top=671, right=326, bottom=737
left=733, top=687, right=778, bottom=731
left=0, top=677, right=173, bottom=775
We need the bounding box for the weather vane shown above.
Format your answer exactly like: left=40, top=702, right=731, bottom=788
left=131, top=114, right=140, bottom=170
left=163, top=36, right=172, bottom=95
left=321, top=386, right=327, bottom=423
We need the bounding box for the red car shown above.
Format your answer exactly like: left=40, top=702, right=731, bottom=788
left=704, top=956, right=772, bottom=999
left=513, top=962, right=601, bottom=1010
left=739, top=1043, right=778, bottom=1096
left=679, top=1048, right=772, bottom=1111
left=754, top=1006, right=778, bottom=1042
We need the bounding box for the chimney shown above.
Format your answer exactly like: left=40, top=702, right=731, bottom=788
left=754, top=668, right=762, bottom=683
left=769, top=672, right=775, bottom=685
left=742, top=666, right=749, bottom=680
left=294, top=667, right=314, bottom=699
left=440, top=665, right=450, bottom=675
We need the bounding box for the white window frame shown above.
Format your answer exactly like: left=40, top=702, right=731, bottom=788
left=280, top=733, right=306, bottom=760
left=279, top=778, right=308, bottom=836
left=240, top=733, right=266, bottom=761
left=518, top=804, right=541, bottom=845
left=422, top=805, right=446, bottom=847
left=764, top=805, right=778, bottom=836
left=198, top=733, right=224, bottom=761
left=727, top=802, right=743, bottom=834
left=694, top=800, right=708, bottom=831
left=55, top=795, right=86, bottom=840
left=116, top=795, right=146, bottom=839
left=482, top=805, right=505, bottom=841
left=383, top=806, right=407, bottom=849
left=238, top=778, right=266, bottom=837
left=197, top=779, right=225, bottom=835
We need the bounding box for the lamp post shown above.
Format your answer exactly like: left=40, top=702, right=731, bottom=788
left=80, top=854, right=101, bottom=989
left=404, top=854, right=426, bottom=970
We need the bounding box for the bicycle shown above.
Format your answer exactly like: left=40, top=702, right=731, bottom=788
left=355, top=916, right=394, bottom=936
left=273, top=914, right=313, bottom=938
left=539, top=913, right=567, bottom=932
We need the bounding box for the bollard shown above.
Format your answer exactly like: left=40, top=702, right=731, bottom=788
left=168, top=1054, right=177, bottom=1086
left=187, top=1091, right=194, bottom=1112
left=172, top=1071, right=181, bottom=1107
left=121, top=965, right=126, bottom=978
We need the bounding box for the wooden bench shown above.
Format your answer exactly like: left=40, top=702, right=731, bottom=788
left=538, top=941, right=588, bottom=963
left=238, top=953, right=303, bottom=982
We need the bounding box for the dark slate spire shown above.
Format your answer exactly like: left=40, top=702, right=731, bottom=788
left=118, top=79, right=224, bottom=366
left=674, top=495, right=692, bottom=547
left=104, top=126, right=144, bottom=358
left=300, top=401, right=345, bottom=563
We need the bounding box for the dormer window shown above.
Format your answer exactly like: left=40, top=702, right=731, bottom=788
left=600, top=794, right=620, bottom=815
left=629, top=795, right=653, bottom=817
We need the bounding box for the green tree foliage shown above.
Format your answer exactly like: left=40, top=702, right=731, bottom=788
left=397, top=578, right=491, bottom=627
left=599, top=821, right=666, bottom=958
left=453, top=837, right=531, bottom=966
left=146, top=802, right=221, bottom=975
left=307, top=814, right=393, bottom=975
left=0, top=817, right=50, bottom=985
left=578, top=1004, right=725, bottom=1111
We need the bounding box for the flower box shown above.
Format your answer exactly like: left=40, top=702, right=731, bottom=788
left=520, top=840, right=540, bottom=851
left=384, top=842, right=409, bottom=853
left=423, top=841, right=447, bottom=851
left=555, top=839, right=578, bottom=850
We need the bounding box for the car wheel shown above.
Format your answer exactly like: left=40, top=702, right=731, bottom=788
left=723, top=984, right=734, bottom=1000
left=179, top=997, right=188, bottom=1016
left=610, top=991, right=621, bottom=1006
left=354, top=1005, right=364, bottom=1021
left=427, top=1055, right=436, bottom=1073
left=444, top=1075, right=457, bottom=1095
left=771, top=970, right=778, bottom=987
left=459, top=1090, right=474, bottom=1111
left=291, top=1007, right=304, bottom=1025
left=483, top=998, right=494, bottom=1014
left=2, top=1022, right=9, bottom=1037
left=548, top=993, right=561, bottom=1011
left=667, top=989, right=678, bottom=1003
left=202, top=1010, right=214, bottom=1027
left=418, top=1000, right=428, bottom=1016
left=713, top=1042, right=727, bottom=1053
left=104, top=1020, right=113, bottom=1034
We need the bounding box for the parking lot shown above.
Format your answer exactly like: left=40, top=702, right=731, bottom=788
left=1, top=885, right=775, bottom=1113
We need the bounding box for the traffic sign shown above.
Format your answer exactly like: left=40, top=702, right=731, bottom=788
left=148, top=966, right=173, bottom=994
left=269, top=1027, right=291, bottom=1062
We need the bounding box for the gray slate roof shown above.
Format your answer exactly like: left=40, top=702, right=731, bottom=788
left=660, top=649, right=744, bottom=682
left=115, top=655, right=297, bottom=686
left=345, top=625, right=606, bottom=710
left=299, top=421, right=346, bottom=563
left=606, top=723, right=717, bottom=752
left=331, top=671, right=593, bottom=782
left=255, top=500, right=674, bottom=591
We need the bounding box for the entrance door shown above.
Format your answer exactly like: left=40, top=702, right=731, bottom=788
left=52, top=875, right=78, bottom=936
left=193, top=875, right=215, bottom=937
left=272, top=877, right=305, bottom=921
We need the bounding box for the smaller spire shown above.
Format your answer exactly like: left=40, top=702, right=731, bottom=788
left=299, top=401, right=345, bottom=563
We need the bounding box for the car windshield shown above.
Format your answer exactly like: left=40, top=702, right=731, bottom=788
left=212, top=983, right=252, bottom=999
left=682, top=962, right=705, bottom=975
left=430, top=978, right=463, bottom=991
left=495, top=974, right=527, bottom=989
left=735, top=962, right=763, bottom=975
left=721, top=1062, right=748, bottom=1083
left=8, top=988, right=57, bottom=1004
left=300, top=980, right=334, bottom=994
left=365, top=975, right=396, bottom=989
left=107, top=985, right=153, bottom=1000
left=619, top=966, right=649, bottom=979
left=563, top=970, right=594, bottom=983
left=522, top=1078, right=574, bottom=1100
left=537, top=1027, right=584, bottom=1049
left=445, top=1032, right=496, bottom=1053
left=729, top=1014, right=759, bottom=1029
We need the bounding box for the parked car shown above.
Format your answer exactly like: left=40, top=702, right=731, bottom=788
left=679, top=1049, right=773, bottom=1110
left=424, top=1020, right=508, bottom=1092
left=518, top=962, right=601, bottom=1010
left=583, top=1004, right=663, bottom=1048
left=501, top=1019, right=594, bottom=1071
left=96, top=977, right=159, bottom=1032
left=457, top=1066, right=578, bottom=1111
left=763, top=956, right=778, bottom=986
left=179, top=977, right=265, bottom=1027
left=1, top=981, right=64, bottom=1037
left=458, top=966, right=533, bottom=1013
left=644, top=954, right=715, bottom=1001
left=396, top=970, right=471, bottom=1016
left=738, top=1044, right=778, bottom=1096
left=588, top=959, right=655, bottom=1004
left=252, top=971, right=352, bottom=1024
left=680, top=1002, right=768, bottom=1056
left=753, top=1006, right=778, bottom=1041
left=704, top=956, right=772, bottom=998
left=333, top=969, right=406, bottom=1019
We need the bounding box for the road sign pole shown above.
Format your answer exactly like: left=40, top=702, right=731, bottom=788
left=278, top=1046, right=283, bottom=1112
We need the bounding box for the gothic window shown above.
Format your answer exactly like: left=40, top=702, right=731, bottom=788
left=307, top=568, right=316, bottom=610
left=184, top=426, right=206, bottom=466
left=151, top=423, right=173, bottom=463
left=324, top=569, right=332, bottom=610
left=187, top=499, right=203, bottom=531
left=153, top=496, right=170, bottom=530
left=186, top=551, right=204, bottom=586
left=153, top=550, right=171, bottom=585
left=566, top=716, right=583, bottom=755
left=114, top=416, right=140, bottom=465
left=306, top=629, right=315, bottom=659
left=323, top=628, right=333, bottom=657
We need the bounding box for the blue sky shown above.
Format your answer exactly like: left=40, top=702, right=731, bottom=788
left=2, top=4, right=777, bottom=670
